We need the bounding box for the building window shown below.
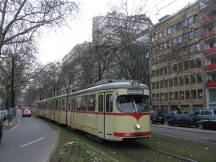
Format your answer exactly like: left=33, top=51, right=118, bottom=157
left=180, top=91, right=184, bottom=99
left=196, top=58, right=201, bottom=68
left=178, top=63, right=183, bottom=71
left=165, top=93, right=169, bottom=100
left=168, top=27, right=172, bottom=34
left=197, top=89, right=203, bottom=99
left=189, top=31, right=194, bottom=40
left=152, top=83, right=155, bottom=89
left=184, top=61, right=189, bottom=70
left=194, top=28, right=200, bottom=38
left=151, top=70, right=155, bottom=77
left=191, top=90, right=196, bottom=99
left=177, top=36, right=183, bottom=44
left=160, top=68, right=163, bottom=76
left=173, top=64, right=178, bottom=72
left=174, top=78, right=178, bottom=86
left=209, top=89, right=216, bottom=102
left=156, top=82, right=159, bottom=89
left=156, top=94, right=160, bottom=101
left=160, top=80, right=164, bottom=88
left=169, top=92, right=174, bottom=100
left=190, top=60, right=196, bottom=69
left=187, top=16, right=194, bottom=26
left=169, top=79, right=173, bottom=87
left=164, top=80, right=168, bottom=88
left=191, top=75, right=196, bottom=84
left=173, top=38, right=177, bottom=45
left=164, top=66, right=167, bottom=75
left=197, top=73, right=202, bottom=83
left=185, top=91, right=190, bottom=99
left=185, top=76, right=190, bottom=85
left=172, top=26, right=176, bottom=33
left=174, top=92, right=178, bottom=100
left=160, top=93, right=164, bottom=101
left=168, top=40, right=172, bottom=47
left=179, top=77, right=184, bottom=85
left=183, top=19, right=188, bottom=27
left=152, top=94, right=156, bottom=101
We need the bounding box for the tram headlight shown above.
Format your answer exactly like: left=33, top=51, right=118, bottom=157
left=135, top=123, right=141, bottom=129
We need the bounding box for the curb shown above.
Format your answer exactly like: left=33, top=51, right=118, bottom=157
left=151, top=124, right=216, bottom=135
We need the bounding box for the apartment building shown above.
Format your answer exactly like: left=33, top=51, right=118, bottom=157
left=200, top=0, right=216, bottom=109
left=150, top=2, right=204, bottom=113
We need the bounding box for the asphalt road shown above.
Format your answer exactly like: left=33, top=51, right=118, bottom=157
left=0, top=112, right=58, bottom=162
left=151, top=124, right=216, bottom=143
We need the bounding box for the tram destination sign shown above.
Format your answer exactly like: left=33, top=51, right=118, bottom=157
left=127, top=89, right=144, bottom=94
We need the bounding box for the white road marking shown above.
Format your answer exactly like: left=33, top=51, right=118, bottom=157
left=20, top=137, right=45, bottom=148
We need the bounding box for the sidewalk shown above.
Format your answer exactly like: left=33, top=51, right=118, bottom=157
left=152, top=123, right=216, bottom=135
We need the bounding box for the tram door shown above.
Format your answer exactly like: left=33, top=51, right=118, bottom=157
left=97, top=92, right=113, bottom=140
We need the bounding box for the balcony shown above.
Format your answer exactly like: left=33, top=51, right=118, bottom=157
left=204, top=47, right=216, bottom=56
left=205, top=64, right=216, bottom=72
left=201, top=16, right=214, bottom=25
left=202, top=31, right=215, bottom=39
left=206, top=81, right=216, bottom=88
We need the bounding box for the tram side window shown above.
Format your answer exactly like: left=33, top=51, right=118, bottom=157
left=58, top=100, right=61, bottom=109
left=62, top=99, right=65, bottom=110
left=71, top=99, right=75, bottom=110
left=55, top=101, right=58, bottom=109
left=46, top=102, right=48, bottom=109
left=83, top=95, right=88, bottom=111
left=106, top=94, right=113, bottom=112
left=76, top=97, right=82, bottom=111
left=88, top=94, right=96, bottom=112
left=99, top=95, right=103, bottom=112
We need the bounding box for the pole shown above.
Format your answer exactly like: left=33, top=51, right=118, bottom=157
left=10, top=56, right=15, bottom=116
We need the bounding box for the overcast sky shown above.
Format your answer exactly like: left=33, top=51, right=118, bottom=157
left=38, top=0, right=196, bottom=64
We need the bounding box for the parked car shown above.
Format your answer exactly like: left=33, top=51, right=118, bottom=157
left=165, top=111, right=178, bottom=121
left=192, top=109, right=216, bottom=126
left=196, top=119, right=216, bottom=130
left=168, top=114, right=193, bottom=127
left=0, top=110, right=6, bottom=121
left=22, top=108, right=31, bottom=117
left=150, top=110, right=165, bottom=124
left=0, top=112, right=3, bottom=122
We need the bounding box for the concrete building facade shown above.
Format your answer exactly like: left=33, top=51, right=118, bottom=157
left=200, top=0, right=216, bottom=109
left=150, top=2, right=204, bottom=113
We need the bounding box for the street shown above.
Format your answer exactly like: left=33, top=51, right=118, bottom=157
left=151, top=124, right=216, bottom=143
left=0, top=112, right=57, bottom=162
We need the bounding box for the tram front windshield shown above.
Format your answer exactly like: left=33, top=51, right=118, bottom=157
left=117, top=95, right=149, bottom=112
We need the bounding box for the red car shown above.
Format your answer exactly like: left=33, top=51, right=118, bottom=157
left=22, top=108, right=31, bottom=117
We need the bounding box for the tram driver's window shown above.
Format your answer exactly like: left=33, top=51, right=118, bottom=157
left=106, top=94, right=113, bottom=112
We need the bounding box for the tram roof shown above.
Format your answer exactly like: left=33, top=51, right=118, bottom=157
left=39, top=81, right=148, bottom=102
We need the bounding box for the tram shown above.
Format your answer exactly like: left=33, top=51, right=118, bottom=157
left=36, top=81, right=151, bottom=141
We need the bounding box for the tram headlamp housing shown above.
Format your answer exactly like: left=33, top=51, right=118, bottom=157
left=135, top=123, right=141, bottom=129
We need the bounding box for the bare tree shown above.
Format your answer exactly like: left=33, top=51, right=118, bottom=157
left=92, top=7, right=152, bottom=83
left=0, top=0, right=79, bottom=55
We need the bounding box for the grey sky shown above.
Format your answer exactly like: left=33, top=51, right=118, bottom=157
left=38, top=0, right=196, bottom=64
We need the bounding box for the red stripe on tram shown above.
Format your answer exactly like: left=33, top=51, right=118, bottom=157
left=114, top=131, right=151, bottom=137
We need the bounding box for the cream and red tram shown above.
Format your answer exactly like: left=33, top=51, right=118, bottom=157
left=37, top=81, right=151, bottom=141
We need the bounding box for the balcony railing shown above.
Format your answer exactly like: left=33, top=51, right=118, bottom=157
left=205, top=64, right=216, bottom=72
left=204, top=47, right=216, bottom=56
left=206, top=80, right=216, bottom=88
left=202, top=31, right=215, bottom=39
left=201, top=16, right=214, bottom=25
